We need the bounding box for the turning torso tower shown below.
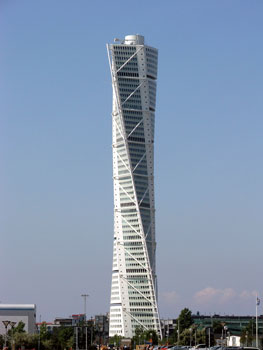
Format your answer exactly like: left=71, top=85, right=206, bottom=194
left=107, top=35, right=161, bottom=338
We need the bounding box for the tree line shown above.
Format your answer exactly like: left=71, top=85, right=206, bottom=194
left=1, top=309, right=260, bottom=349
left=110, top=308, right=261, bottom=347
left=0, top=320, right=98, bottom=350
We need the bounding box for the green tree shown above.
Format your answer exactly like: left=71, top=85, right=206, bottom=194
left=131, top=327, right=158, bottom=347
left=14, top=332, right=29, bottom=348
left=196, top=328, right=206, bottom=345
left=180, top=328, right=192, bottom=346
left=40, top=322, right=51, bottom=341
left=133, top=326, right=144, bottom=345
left=13, top=332, right=38, bottom=349
left=0, top=334, right=4, bottom=348
left=109, top=334, right=123, bottom=347
left=179, top=327, right=206, bottom=346
left=66, top=335, right=74, bottom=349
left=6, top=321, right=27, bottom=347
left=58, top=327, right=74, bottom=349
left=49, top=326, right=74, bottom=350
left=212, top=320, right=223, bottom=335
left=13, top=321, right=26, bottom=334
left=42, top=339, right=53, bottom=350
left=144, top=329, right=158, bottom=345
left=240, top=320, right=255, bottom=346
left=170, top=308, right=194, bottom=344
left=27, top=334, right=39, bottom=348
left=177, top=308, right=193, bottom=332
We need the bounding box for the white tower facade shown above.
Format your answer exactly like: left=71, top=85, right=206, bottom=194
left=107, top=35, right=161, bottom=339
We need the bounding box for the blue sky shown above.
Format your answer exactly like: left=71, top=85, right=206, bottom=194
left=1, top=0, right=263, bottom=321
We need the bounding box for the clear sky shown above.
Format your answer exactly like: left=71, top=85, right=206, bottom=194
left=1, top=0, right=263, bottom=322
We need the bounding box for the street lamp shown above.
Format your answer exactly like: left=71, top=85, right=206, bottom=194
left=2, top=321, right=11, bottom=348
left=10, top=322, right=16, bottom=350
left=224, top=326, right=228, bottom=346
left=81, top=294, right=89, bottom=350
left=91, top=317, right=93, bottom=345
left=177, top=319, right=180, bottom=346
left=252, top=317, right=254, bottom=345
left=189, top=328, right=192, bottom=347
left=227, top=331, right=230, bottom=347
left=246, top=331, right=248, bottom=347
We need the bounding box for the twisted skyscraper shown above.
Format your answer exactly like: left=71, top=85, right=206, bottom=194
left=107, top=35, right=161, bottom=338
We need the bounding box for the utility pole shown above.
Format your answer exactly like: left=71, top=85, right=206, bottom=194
left=76, top=326, right=79, bottom=350
left=166, top=320, right=169, bottom=345
left=2, top=321, right=10, bottom=348
left=256, top=296, right=260, bottom=348
left=252, top=317, right=254, bottom=346
left=38, top=315, right=41, bottom=350
left=177, top=319, right=180, bottom=346
left=81, top=294, right=89, bottom=350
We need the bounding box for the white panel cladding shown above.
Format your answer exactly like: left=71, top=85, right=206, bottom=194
left=107, top=35, right=161, bottom=339
left=137, top=48, right=156, bottom=278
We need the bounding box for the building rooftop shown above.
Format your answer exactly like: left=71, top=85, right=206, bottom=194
left=114, top=34, right=145, bottom=45
left=0, top=304, right=36, bottom=310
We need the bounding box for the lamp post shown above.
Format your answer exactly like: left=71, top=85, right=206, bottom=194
left=10, top=322, right=16, bottom=350
left=81, top=294, right=89, bottom=350
left=246, top=331, right=248, bottom=347
left=91, top=317, right=93, bottom=345
left=224, top=326, right=228, bottom=346
left=2, top=320, right=10, bottom=348
left=75, top=325, right=79, bottom=350
left=38, top=315, right=41, bottom=350
left=252, top=317, right=254, bottom=346
left=189, top=328, right=192, bottom=347
left=177, top=319, right=180, bottom=346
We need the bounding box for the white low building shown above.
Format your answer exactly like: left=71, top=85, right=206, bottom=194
left=227, top=335, right=241, bottom=347
left=0, top=304, right=36, bottom=334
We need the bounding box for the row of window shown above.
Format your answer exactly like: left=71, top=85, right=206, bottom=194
left=146, top=56, right=157, bottom=64
left=126, top=268, right=148, bottom=273
left=146, top=49, right=158, bottom=58
left=117, top=72, right=139, bottom=77
left=126, top=256, right=145, bottom=261
left=120, top=87, right=140, bottom=92
left=129, top=295, right=151, bottom=300
left=148, top=68, right=157, bottom=76
left=121, top=96, right=141, bottom=102
left=118, top=77, right=140, bottom=84
left=113, top=45, right=136, bottom=51
left=115, top=58, right=138, bottom=65
left=128, top=284, right=151, bottom=289
left=116, top=66, right=139, bottom=72
left=122, top=103, right=142, bottom=109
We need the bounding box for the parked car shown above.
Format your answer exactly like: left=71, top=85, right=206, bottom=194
left=195, top=345, right=207, bottom=349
